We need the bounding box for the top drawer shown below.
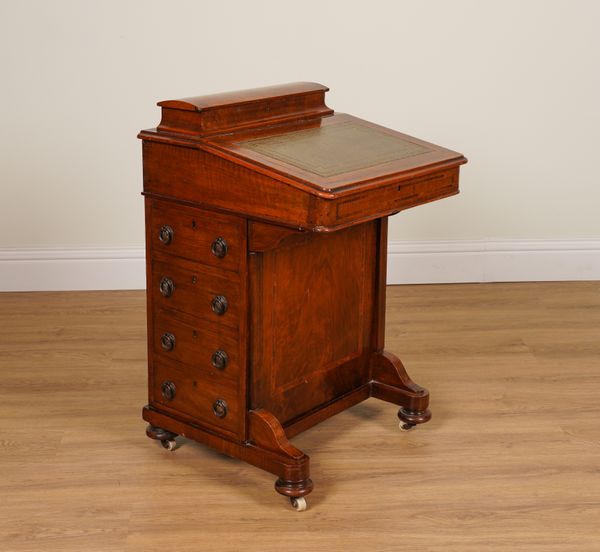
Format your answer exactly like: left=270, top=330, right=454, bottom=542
left=147, top=198, right=244, bottom=272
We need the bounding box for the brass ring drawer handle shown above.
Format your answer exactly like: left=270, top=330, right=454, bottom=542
left=160, top=332, right=176, bottom=351
left=211, top=295, right=228, bottom=315
left=161, top=380, right=176, bottom=401
left=211, top=349, right=229, bottom=370
left=212, top=399, right=228, bottom=418
left=158, top=225, right=174, bottom=245
left=159, top=277, right=174, bottom=297
left=211, top=237, right=228, bottom=258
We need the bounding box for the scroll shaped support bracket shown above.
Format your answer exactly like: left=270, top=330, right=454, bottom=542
left=370, top=351, right=432, bottom=427
left=248, top=409, right=313, bottom=498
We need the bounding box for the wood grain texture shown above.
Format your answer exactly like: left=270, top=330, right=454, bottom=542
left=156, top=82, right=332, bottom=136
left=1, top=283, right=599, bottom=551
left=249, top=221, right=375, bottom=423
left=140, top=81, right=464, bottom=475
left=143, top=199, right=249, bottom=441
left=140, top=83, right=467, bottom=232
left=147, top=198, right=245, bottom=273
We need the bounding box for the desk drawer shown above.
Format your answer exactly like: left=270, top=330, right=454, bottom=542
left=153, top=310, right=240, bottom=382
left=148, top=198, right=244, bottom=272
left=334, top=168, right=459, bottom=222
left=152, top=356, right=241, bottom=437
left=150, top=256, right=241, bottom=329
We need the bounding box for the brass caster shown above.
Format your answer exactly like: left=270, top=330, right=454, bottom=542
left=399, top=421, right=416, bottom=432
left=290, top=496, right=307, bottom=512
left=161, top=439, right=177, bottom=451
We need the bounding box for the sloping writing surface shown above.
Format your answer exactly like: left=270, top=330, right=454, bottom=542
left=238, top=121, right=433, bottom=178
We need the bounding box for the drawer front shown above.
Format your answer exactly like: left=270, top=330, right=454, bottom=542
left=149, top=198, right=244, bottom=272
left=151, top=257, right=241, bottom=329
left=153, top=311, right=240, bottom=383
left=153, top=357, right=241, bottom=436
left=334, top=168, right=459, bottom=222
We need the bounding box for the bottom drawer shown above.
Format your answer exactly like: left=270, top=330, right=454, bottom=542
left=152, top=357, right=242, bottom=437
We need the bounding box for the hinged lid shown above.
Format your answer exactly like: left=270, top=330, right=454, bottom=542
left=139, top=82, right=467, bottom=197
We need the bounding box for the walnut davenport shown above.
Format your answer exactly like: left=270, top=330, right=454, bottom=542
left=139, top=83, right=467, bottom=511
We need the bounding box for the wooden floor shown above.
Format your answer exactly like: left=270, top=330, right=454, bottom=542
left=1, top=282, right=599, bottom=551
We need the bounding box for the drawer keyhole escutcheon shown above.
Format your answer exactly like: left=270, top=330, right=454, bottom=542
left=159, top=277, right=174, bottom=297
left=161, top=380, right=176, bottom=401
left=213, top=399, right=228, bottom=418
left=161, top=332, right=176, bottom=351
left=211, top=295, right=228, bottom=315
left=211, top=237, right=228, bottom=258
left=158, top=225, right=174, bottom=245
left=211, top=349, right=229, bottom=370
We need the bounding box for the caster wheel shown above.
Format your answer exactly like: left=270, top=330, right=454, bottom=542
left=399, top=421, right=416, bottom=432
left=290, top=497, right=307, bottom=512
left=161, top=439, right=177, bottom=451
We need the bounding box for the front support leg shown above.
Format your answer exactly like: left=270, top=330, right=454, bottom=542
left=142, top=406, right=312, bottom=510
left=249, top=409, right=313, bottom=510
left=370, top=218, right=432, bottom=431
left=370, top=351, right=432, bottom=429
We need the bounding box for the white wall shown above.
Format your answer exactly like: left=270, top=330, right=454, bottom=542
left=1, top=0, right=599, bottom=289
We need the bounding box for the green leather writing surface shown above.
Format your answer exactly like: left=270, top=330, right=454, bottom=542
left=238, top=121, right=432, bottom=177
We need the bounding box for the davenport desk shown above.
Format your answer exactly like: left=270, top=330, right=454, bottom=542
left=139, top=83, right=467, bottom=511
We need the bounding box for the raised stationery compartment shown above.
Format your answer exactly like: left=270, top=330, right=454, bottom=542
left=155, top=82, right=332, bottom=136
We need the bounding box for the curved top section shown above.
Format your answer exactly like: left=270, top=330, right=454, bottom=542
left=155, top=82, right=332, bottom=136
left=158, top=82, right=329, bottom=112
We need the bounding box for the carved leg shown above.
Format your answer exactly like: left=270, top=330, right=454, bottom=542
left=249, top=409, right=313, bottom=510
left=370, top=351, right=432, bottom=429
left=370, top=219, right=431, bottom=430
left=142, top=407, right=311, bottom=510
left=146, top=424, right=179, bottom=451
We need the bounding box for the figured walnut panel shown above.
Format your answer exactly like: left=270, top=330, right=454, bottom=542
left=142, top=141, right=314, bottom=229
left=331, top=168, right=460, bottom=225
left=148, top=198, right=244, bottom=272
left=250, top=221, right=376, bottom=423
left=150, top=256, right=242, bottom=330
left=152, top=356, right=241, bottom=438
left=152, top=310, right=241, bottom=383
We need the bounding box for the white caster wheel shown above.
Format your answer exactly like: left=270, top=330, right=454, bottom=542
left=399, top=422, right=416, bottom=432
left=290, top=497, right=307, bottom=511
left=161, top=439, right=177, bottom=451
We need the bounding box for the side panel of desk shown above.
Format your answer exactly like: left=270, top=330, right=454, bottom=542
left=248, top=220, right=376, bottom=425
left=142, top=141, right=314, bottom=229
